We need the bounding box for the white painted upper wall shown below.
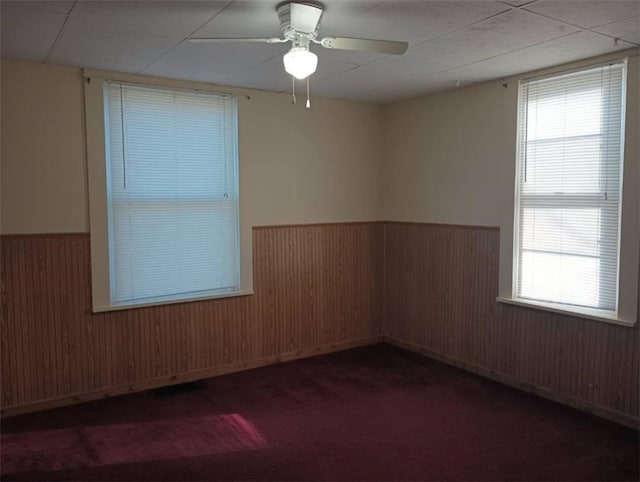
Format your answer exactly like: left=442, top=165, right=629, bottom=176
left=0, top=59, right=384, bottom=234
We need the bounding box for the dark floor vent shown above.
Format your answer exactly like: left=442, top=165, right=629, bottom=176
left=152, top=381, right=204, bottom=397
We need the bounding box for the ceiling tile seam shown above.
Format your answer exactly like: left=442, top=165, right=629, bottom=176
left=314, top=62, right=361, bottom=81
left=352, top=1, right=386, bottom=17
left=592, top=14, right=640, bottom=29
left=330, top=52, right=394, bottom=70
left=497, top=0, right=539, bottom=8
left=520, top=5, right=599, bottom=33
left=521, top=7, right=639, bottom=47
left=136, top=0, right=236, bottom=75
left=409, top=6, right=514, bottom=50
left=587, top=31, right=639, bottom=48
left=345, top=5, right=515, bottom=73
left=43, top=0, right=77, bottom=63
left=586, top=18, right=640, bottom=47
left=589, top=15, right=640, bottom=30
left=312, top=0, right=384, bottom=65
left=353, top=30, right=583, bottom=101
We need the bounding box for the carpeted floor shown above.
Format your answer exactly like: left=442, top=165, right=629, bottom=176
left=1, top=344, right=638, bottom=481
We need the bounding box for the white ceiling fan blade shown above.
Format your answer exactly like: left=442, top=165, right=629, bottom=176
left=189, top=37, right=286, bottom=44
left=320, top=37, right=408, bottom=55
left=288, top=2, right=323, bottom=33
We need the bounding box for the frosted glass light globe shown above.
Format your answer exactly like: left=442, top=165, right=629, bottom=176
left=283, top=48, right=318, bottom=80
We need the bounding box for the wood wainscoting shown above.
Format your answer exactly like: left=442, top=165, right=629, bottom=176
left=0, top=223, right=384, bottom=415
left=383, top=222, right=639, bottom=428
left=2, top=221, right=638, bottom=427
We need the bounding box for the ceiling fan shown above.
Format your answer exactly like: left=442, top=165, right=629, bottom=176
left=189, top=1, right=409, bottom=81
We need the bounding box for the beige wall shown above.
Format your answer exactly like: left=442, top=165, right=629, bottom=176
left=1, top=59, right=384, bottom=234
left=1, top=61, right=88, bottom=233
left=382, top=78, right=517, bottom=228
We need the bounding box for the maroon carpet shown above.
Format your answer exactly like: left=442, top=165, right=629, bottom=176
left=1, top=344, right=638, bottom=481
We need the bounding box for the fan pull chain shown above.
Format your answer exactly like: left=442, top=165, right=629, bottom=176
left=291, top=75, right=296, bottom=105
left=306, top=76, right=311, bottom=109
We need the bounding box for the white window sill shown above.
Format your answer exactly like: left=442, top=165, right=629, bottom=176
left=93, top=289, right=255, bottom=313
left=496, top=297, right=637, bottom=327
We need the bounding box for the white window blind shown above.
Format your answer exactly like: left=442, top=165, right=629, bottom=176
left=104, top=81, right=239, bottom=305
left=515, top=62, right=625, bottom=314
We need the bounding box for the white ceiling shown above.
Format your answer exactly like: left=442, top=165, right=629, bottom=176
left=1, top=0, right=638, bottom=103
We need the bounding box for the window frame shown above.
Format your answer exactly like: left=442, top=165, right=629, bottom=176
left=84, top=70, right=254, bottom=312
left=497, top=55, right=639, bottom=327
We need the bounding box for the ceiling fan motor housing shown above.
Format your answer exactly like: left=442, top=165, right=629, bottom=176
left=277, top=1, right=324, bottom=41
left=188, top=1, right=408, bottom=63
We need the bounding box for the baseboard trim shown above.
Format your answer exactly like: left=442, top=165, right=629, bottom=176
left=6, top=335, right=636, bottom=429
left=384, top=336, right=640, bottom=430
left=1, top=336, right=382, bottom=418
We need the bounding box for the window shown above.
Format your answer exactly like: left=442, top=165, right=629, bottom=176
left=103, top=82, right=239, bottom=306
left=513, top=62, right=626, bottom=318
left=84, top=73, right=251, bottom=312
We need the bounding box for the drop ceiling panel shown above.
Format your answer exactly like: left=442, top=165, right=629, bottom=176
left=312, top=8, right=584, bottom=101
left=323, top=0, right=509, bottom=42
left=594, top=16, right=640, bottom=45
left=2, top=0, right=75, bottom=14
left=385, top=9, right=578, bottom=78
left=188, top=0, right=280, bottom=38
left=427, top=30, right=632, bottom=84
left=0, top=6, right=67, bottom=61
left=1, top=0, right=637, bottom=103
left=317, top=0, right=510, bottom=65
left=49, top=1, right=229, bottom=73
left=49, top=14, right=175, bottom=72
left=524, top=0, right=640, bottom=29
left=141, top=41, right=288, bottom=84
left=498, top=0, right=537, bottom=6
left=71, top=1, right=230, bottom=34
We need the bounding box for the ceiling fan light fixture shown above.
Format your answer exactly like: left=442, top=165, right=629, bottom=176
left=283, top=47, right=318, bottom=80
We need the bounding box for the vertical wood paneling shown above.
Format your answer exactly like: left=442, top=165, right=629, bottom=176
left=384, top=222, right=640, bottom=423
left=0, top=223, right=384, bottom=413
left=3, top=221, right=636, bottom=424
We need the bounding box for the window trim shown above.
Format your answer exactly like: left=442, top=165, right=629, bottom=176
left=497, top=54, right=639, bottom=327
left=496, top=297, right=634, bottom=327
left=84, top=69, right=254, bottom=312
